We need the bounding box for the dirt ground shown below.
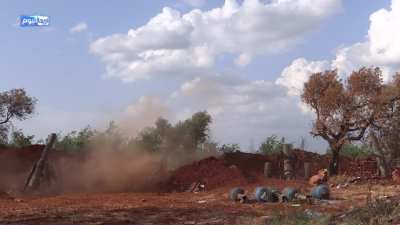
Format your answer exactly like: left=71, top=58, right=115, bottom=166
left=1, top=147, right=398, bottom=225
left=1, top=179, right=399, bottom=225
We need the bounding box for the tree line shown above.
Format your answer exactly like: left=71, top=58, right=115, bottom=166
left=2, top=66, right=400, bottom=178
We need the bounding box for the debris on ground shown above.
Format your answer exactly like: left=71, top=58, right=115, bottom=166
left=186, top=181, right=206, bottom=193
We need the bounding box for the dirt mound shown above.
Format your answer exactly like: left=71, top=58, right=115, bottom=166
left=0, top=145, right=379, bottom=194
left=163, top=150, right=380, bottom=192
left=222, top=151, right=272, bottom=180
left=163, top=157, right=248, bottom=192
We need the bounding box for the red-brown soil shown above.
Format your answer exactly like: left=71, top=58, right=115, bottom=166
left=163, top=150, right=379, bottom=192
left=0, top=145, right=391, bottom=225
left=1, top=180, right=398, bottom=225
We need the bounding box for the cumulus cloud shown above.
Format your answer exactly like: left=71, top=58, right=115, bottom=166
left=276, top=58, right=329, bottom=96
left=278, top=0, right=400, bottom=98
left=369, top=0, right=400, bottom=65
left=70, top=22, right=88, bottom=34
left=332, top=0, right=400, bottom=79
left=91, top=0, right=342, bottom=82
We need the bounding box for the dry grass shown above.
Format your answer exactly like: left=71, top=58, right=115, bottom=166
left=265, top=197, right=400, bottom=225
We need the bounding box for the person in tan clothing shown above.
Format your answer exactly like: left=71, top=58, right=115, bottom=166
left=309, top=169, right=328, bottom=186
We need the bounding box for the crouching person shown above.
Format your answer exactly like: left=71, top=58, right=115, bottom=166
left=309, top=169, right=328, bottom=186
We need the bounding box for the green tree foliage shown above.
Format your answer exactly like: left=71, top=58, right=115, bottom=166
left=258, top=135, right=285, bottom=155
left=50, top=111, right=213, bottom=153
left=187, top=111, right=212, bottom=149
left=55, top=126, right=95, bottom=151
left=92, top=121, right=126, bottom=151
left=341, top=144, right=371, bottom=159
left=8, top=129, right=34, bottom=148
left=0, top=89, right=36, bottom=143
left=134, top=111, right=212, bottom=153
left=133, top=127, right=162, bottom=153
left=327, top=143, right=371, bottom=159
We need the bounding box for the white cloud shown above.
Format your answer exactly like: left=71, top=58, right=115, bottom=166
left=332, top=0, right=400, bottom=80
left=276, top=58, right=329, bottom=96
left=70, top=22, right=88, bottom=34
left=278, top=0, right=400, bottom=99
left=369, top=0, right=400, bottom=65
left=91, top=0, right=342, bottom=82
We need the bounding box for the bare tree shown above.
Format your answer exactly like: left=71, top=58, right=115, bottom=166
left=302, top=68, right=384, bottom=175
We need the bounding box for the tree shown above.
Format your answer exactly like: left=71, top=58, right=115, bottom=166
left=302, top=68, right=384, bottom=175
left=0, top=89, right=36, bottom=142
left=185, top=111, right=212, bottom=151
left=155, top=117, right=172, bottom=139
left=134, top=127, right=162, bottom=153
left=56, top=126, right=95, bottom=151
left=367, top=73, right=400, bottom=177
left=90, top=121, right=128, bottom=151
left=8, top=129, right=35, bottom=148
left=160, top=111, right=212, bottom=152
left=133, top=112, right=212, bottom=153
left=258, top=135, right=284, bottom=155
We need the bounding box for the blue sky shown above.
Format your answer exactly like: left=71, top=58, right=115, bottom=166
left=1, top=0, right=399, bottom=152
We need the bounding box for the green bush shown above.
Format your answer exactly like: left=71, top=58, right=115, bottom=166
left=55, top=126, right=95, bottom=151
left=258, top=135, right=285, bottom=155
left=8, top=129, right=35, bottom=148
left=326, top=144, right=371, bottom=159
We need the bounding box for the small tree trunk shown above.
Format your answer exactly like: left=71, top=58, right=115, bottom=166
left=370, top=132, right=392, bottom=178
left=264, top=162, right=272, bottom=178
left=329, top=148, right=340, bottom=176
left=304, top=162, right=311, bottom=180
left=283, top=159, right=294, bottom=179
left=376, top=156, right=391, bottom=178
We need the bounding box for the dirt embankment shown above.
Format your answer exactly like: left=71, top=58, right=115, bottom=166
left=163, top=150, right=379, bottom=192
left=0, top=145, right=379, bottom=194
